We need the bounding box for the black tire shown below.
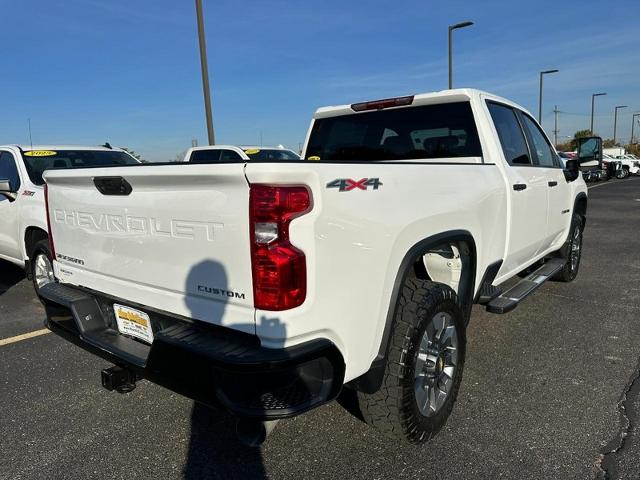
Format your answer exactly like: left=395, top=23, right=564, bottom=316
left=357, top=279, right=466, bottom=444
left=30, top=238, right=55, bottom=293
left=554, top=214, right=584, bottom=282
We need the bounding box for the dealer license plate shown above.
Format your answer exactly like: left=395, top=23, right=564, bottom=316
left=113, top=304, right=154, bottom=344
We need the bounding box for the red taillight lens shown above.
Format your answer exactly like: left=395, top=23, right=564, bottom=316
left=250, top=185, right=311, bottom=310
left=44, top=184, right=56, bottom=259
left=351, top=95, right=414, bottom=112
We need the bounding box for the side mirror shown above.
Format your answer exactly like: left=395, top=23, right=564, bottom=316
left=0, top=179, right=17, bottom=201
left=577, top=136, right=602, bottom=165
left=563, top=159, right=580, bottom=182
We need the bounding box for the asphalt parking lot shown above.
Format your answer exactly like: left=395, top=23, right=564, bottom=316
left=1, top=177, right=639, bottom=480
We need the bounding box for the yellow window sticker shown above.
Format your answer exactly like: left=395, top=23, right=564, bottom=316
left=243, top=149, right=260, bottom=155
left=307, top=156, right=321, bottom=161
left=24, top=150, right=57, bottom=157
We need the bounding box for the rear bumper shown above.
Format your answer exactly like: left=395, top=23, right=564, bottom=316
left=39, top=283, right=345, bottom=420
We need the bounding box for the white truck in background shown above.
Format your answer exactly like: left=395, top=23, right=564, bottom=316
left=181, top=145, right=300, bottom=163
left=0, top=145, right=139, bottom=291
left=38, top=89, right=587, bottom=446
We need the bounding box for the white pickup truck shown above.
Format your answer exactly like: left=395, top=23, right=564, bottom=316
left=181, top=145, right=300, bottom=163
left=38, top=89, right=587, bottom=445
left=0, top=145, right=139, bottom=291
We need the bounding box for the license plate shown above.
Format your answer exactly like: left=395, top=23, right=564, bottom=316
left=113, top=304, right=154, bottom=344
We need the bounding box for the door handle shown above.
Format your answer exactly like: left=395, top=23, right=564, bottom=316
left=548, top=181, right=558, bottom=187
left=513, top=184, right=527, bottom=191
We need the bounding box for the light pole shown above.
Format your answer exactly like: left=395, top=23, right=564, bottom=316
left=448, top=21, right=474, bottom=89
left=590, top=92, right=606, bottom=134
left=632, top=113, right=640, bottom=145
left=613, top=105, right=627, bottom=145
left=195, top=0, right=215, bottom=145
left=538, top=69, right=559, bottom=124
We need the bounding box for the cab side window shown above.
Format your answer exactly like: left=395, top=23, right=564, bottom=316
left=219, top=149, right=243, bottom=161
left=519, top=114, right=558, bottom=168
left=189, top=149, right=221, bottom=164
left=0, top=151, right=21, bottom=191
left=487, top=103, right=531, bottom=166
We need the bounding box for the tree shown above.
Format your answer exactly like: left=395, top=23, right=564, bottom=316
left=121, top=147, right=147, bottom=163
left=174, top=150, right=188, bottom=162
left=602, top=139, right=616, bottom=149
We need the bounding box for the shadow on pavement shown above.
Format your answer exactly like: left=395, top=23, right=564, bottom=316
left=184, top=403, right=267, bottom=479
left=182, top=259, right=269, bottom=479
left=0, top=260, right=25, bottom=296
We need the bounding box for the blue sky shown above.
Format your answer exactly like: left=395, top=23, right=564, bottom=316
left=1, top=0, right=638, bottom=161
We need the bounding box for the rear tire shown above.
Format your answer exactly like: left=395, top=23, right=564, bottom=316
left=554, top=214, right=584, bottom=282
left=30, top=239, right=55, bottom=294
left=357, top=279, right=466, bottom=444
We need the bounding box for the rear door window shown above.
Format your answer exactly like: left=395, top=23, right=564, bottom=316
left=305, top=102, right=482, bottom=161
left=487, top=102, right=532, bottom=166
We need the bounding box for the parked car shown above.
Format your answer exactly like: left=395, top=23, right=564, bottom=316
left=0, top=145, right=139, bottom=293
left=615, top=154, right=640, bottom=177
left=182, top=145, right=300, bottom=163
left=602, top=153, right=623, bottom=179
left=38, top=89, right=587, bottom=445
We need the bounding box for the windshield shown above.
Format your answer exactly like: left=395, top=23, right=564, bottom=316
left=242, top=148, right=300, bottom=161
left=22, top=150, right=139, bottom=185
left=305, top=102, right=482, bottom=161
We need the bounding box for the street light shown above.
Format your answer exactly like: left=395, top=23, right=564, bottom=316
left=448, top=21, right=474, bottom=89
left=538, top=69, right=559, bottom=124
left=632, top=113, right=640, bottom=145
left=195, top=0, right=215, bottom=145
left=613, top=105, right=627, bottom=145
left=590, top=92, right=607, bottom=134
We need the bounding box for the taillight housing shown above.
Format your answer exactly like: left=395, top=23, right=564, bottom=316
left=249, top=185, right=311, bottom=310
left=44, top=184, right=56, bottom=260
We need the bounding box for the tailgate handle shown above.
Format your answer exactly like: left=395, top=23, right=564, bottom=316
left=93, top=176, right=132, bottom=196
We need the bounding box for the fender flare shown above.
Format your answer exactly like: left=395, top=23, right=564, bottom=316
left=348, top=230, right=477, bottom=393
left=573, top=192, right=587, bottom=225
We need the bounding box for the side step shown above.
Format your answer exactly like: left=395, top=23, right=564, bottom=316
left=477, top=283, right=503, bottom=305
left=486, top=258, right=565, bottom=314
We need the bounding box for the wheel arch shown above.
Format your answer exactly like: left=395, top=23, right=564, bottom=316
left=574, top=192, right=587, bottom=225
left=348, top=230, right=477, bottom=393
left=24, top=226, right=49, bottom=278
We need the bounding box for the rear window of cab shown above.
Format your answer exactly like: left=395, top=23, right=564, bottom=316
left=305, top=102, right=482, bottom=161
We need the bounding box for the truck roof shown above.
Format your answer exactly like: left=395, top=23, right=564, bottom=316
left=0, top=144, right=125, bottom=152
left=313, top=88, right=526, bottom=119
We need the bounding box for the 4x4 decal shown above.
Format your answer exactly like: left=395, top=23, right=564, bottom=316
left=326, top=178, right=382, bottom=192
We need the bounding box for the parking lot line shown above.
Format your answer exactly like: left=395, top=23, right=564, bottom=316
left=0, top=328, right=51, bottom=347
left=588, top=178, right=639, bottom=190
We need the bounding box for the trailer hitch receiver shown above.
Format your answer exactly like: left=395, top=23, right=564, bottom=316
left=101, top=365, right=137, bottom=393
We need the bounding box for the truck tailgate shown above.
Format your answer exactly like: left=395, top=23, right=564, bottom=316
left=44, top=164, right=255, bottom=333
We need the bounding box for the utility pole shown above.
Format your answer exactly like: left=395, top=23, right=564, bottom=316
left=590, top=92, right=607, bottom=134
left=195, top=0, right=215, bottom=145
left=553, top=105, right=560, bottom=147
left=538, top=69, right=559, bottom=124
left=448, top=21, right=474, bottom=89
left=613, top=105, right=627, bottom=145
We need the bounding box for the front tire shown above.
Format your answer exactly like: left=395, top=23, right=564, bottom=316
left=555, top=214, right=584, bottom=282
left=357, top=279, right=466, bottom=444
left=30, top=239, right=55, bottom=294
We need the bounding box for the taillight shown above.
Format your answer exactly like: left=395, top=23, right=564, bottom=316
left=44, top=184, right=56, bottom=259
left=249, top=185, right=311, bottom=310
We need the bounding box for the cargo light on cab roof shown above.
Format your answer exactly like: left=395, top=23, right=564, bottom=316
left=350, top=95, right=414, bottom=112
